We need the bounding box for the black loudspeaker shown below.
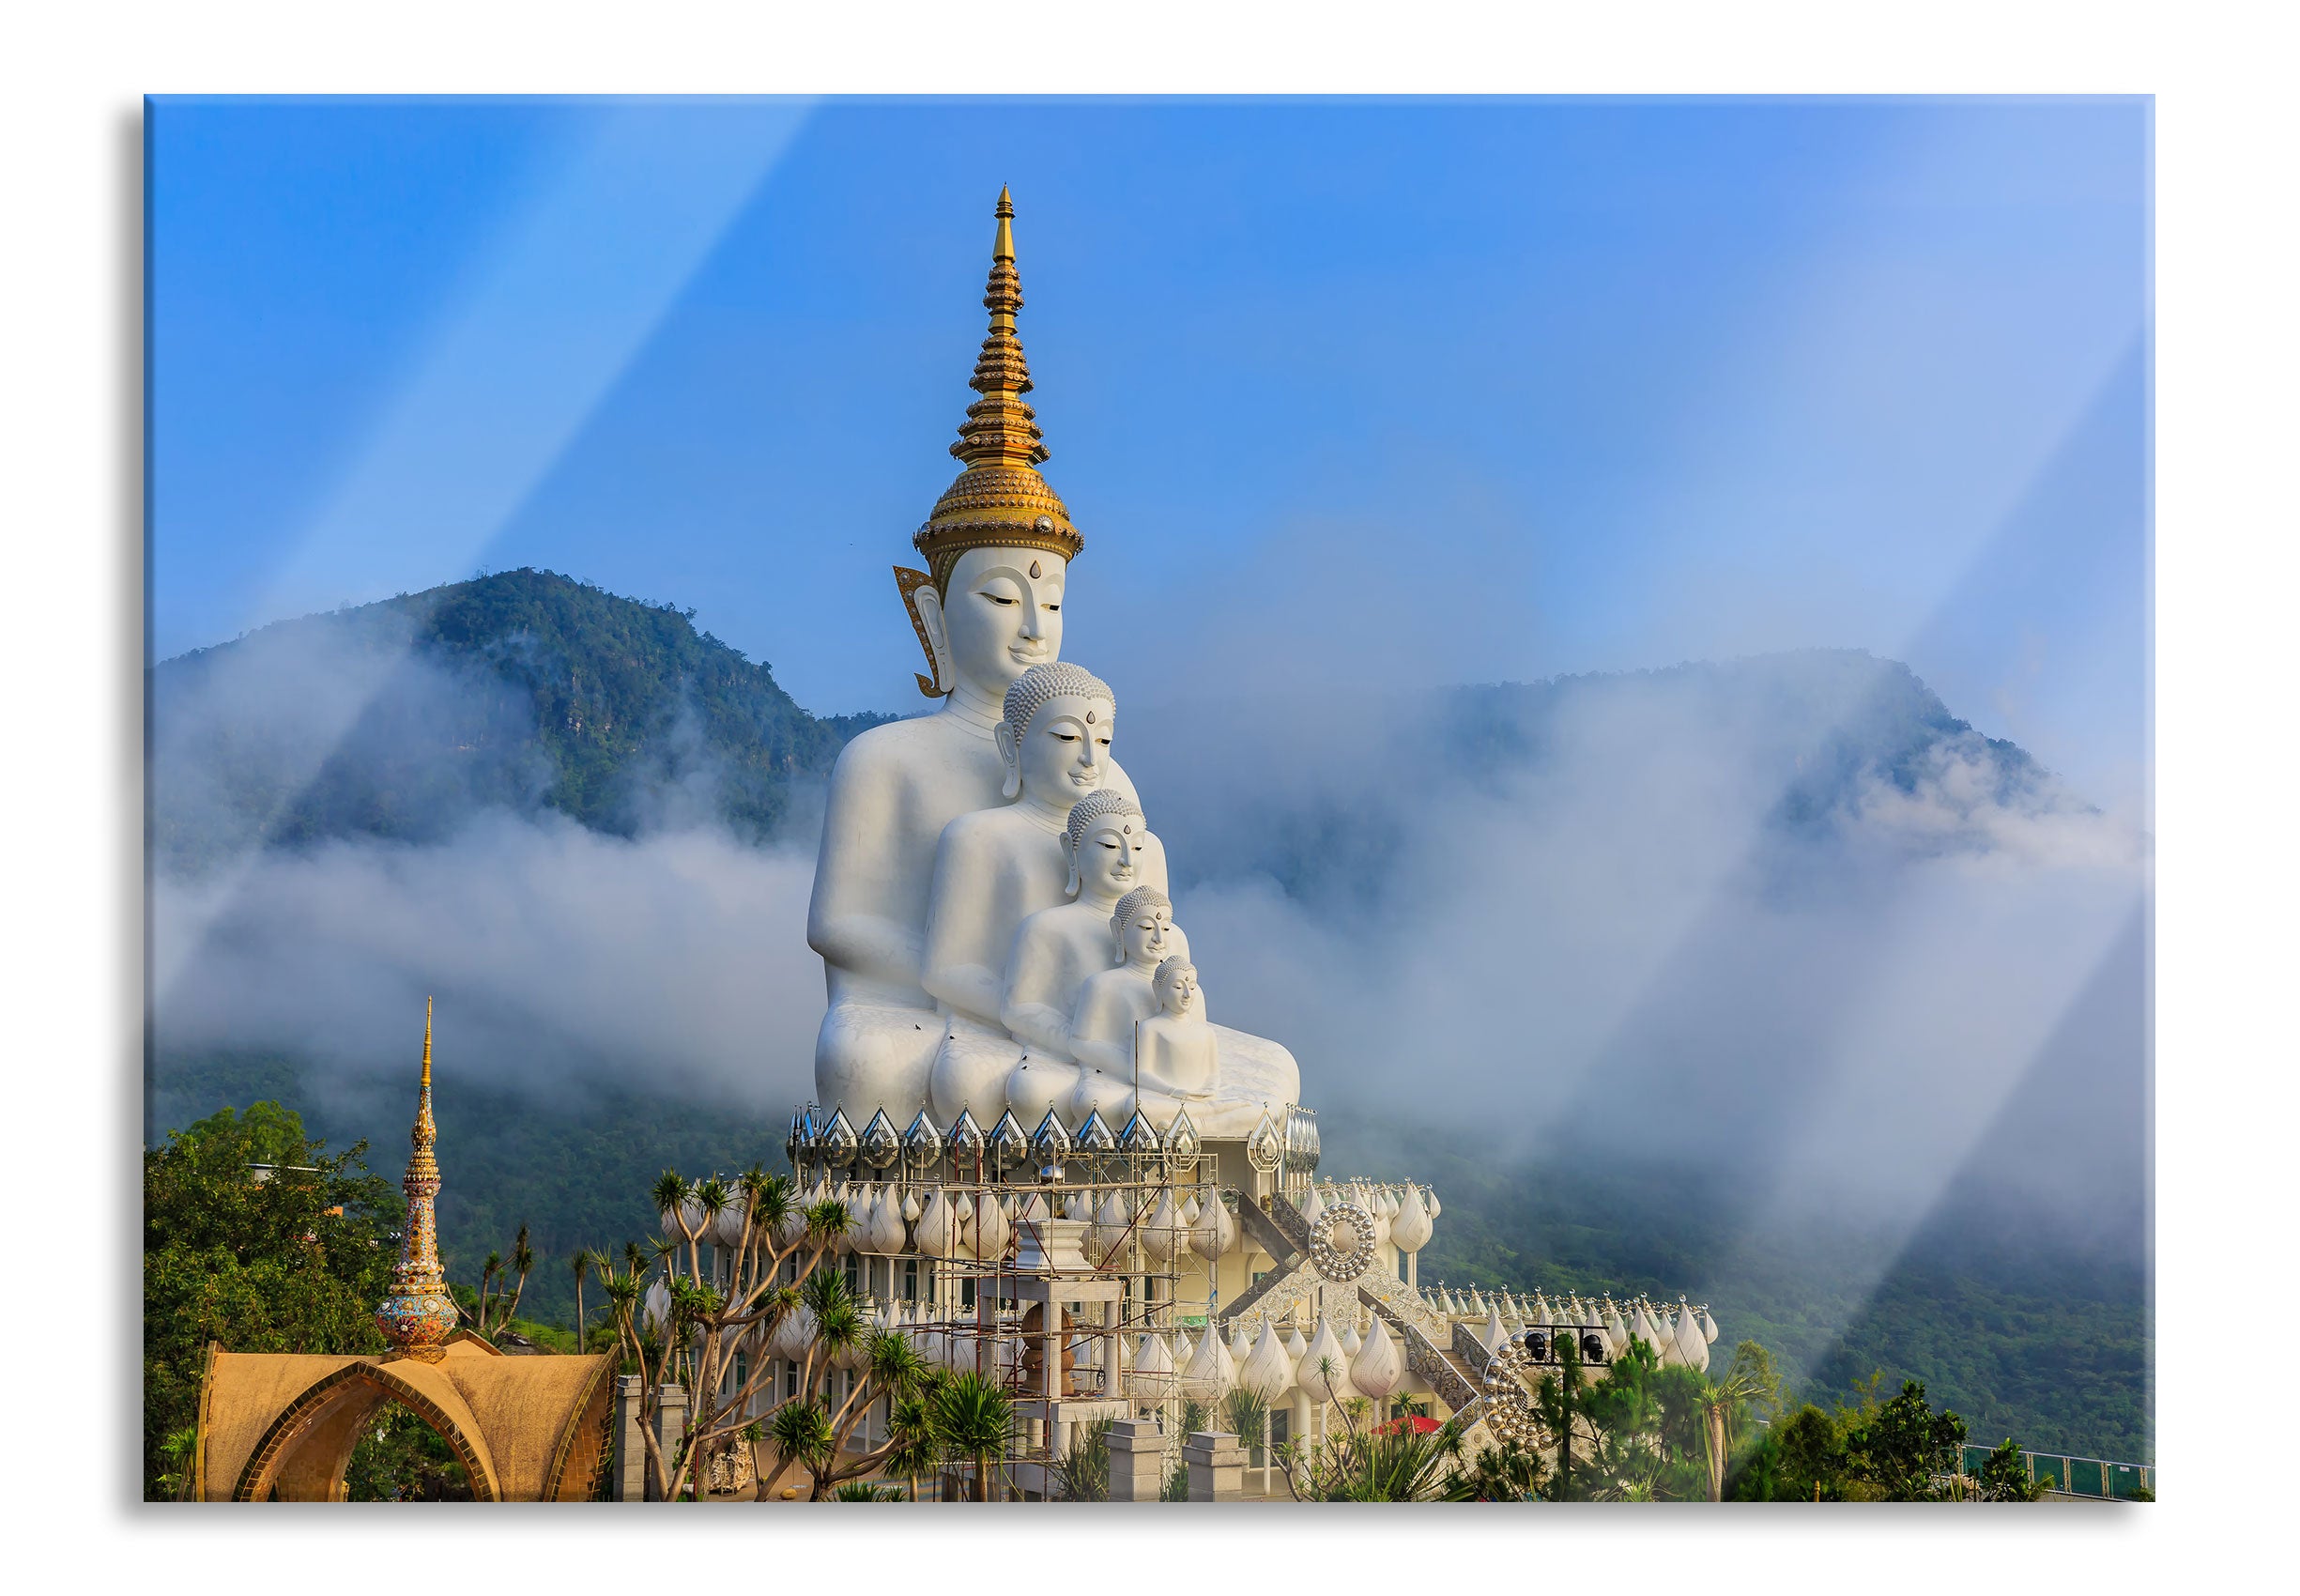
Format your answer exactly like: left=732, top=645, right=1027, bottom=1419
left=1579, top=1330, right=1608, bottom=1365
left=1523, top=1329, right=1551, bottom=1363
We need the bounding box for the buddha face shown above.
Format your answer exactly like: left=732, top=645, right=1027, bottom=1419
left=919, top=546, right=1066, bottom=696
left=1002, top=692, right=1114, bottom=804
left=1079, top=820, right=1146, bottom=900
left=1112, top=899, right=1175, bottom=968
left=1156, top=961, right=1199, bottom=1016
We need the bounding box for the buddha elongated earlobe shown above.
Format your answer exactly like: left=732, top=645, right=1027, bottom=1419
left=1111, top=913, right=1126, bottom=965
left=914, top=581, right=954, bottom=697
left=1066, top=843, right=1081, bottom=898
left=995, top=723, right=1022, bottom=799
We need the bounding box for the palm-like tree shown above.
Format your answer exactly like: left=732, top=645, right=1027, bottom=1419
left=934, top=1372, right=1015, bottom=1503
left=766, top=1397, right=836, bottom=1494
left=1693, top=1359, right=1771, bottom=1501
left=571, top=1248, right=596, bottom=1354
left=506, top=1223, right=533, bottom=1324
left=881, top=1386, right=946, bottom=1503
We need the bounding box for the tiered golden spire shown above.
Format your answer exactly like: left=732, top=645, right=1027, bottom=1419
left=376, top=997, right=458, bottom=1358
left=910, top=187, right=1083, bottom=593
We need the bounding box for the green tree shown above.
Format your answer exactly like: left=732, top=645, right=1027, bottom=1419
left=1442, top=1438, right=1544, bottom=1501
left=142, top=1101, right=398, bottom=1498
left=1844, top=1380, right=1968, bottom=1501
left=933, top=1372, right=1017, bottom=1503
left=1970, top=1436, right=2047, bottom=1501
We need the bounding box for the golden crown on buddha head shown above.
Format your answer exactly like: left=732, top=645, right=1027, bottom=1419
left=896, top=188, right=1085, bottom=693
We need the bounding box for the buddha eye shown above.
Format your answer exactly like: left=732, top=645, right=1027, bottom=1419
left=979, top=591, right=1019, bottom=606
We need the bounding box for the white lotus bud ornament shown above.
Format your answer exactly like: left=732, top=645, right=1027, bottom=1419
left=1348, top=1317, right=1403, bottom=1401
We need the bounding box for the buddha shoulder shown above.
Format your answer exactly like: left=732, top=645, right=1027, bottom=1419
left=830, top=713, right=989, bottom=786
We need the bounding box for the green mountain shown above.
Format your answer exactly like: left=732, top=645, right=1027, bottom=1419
left=151, top=568, right=889, bottom=870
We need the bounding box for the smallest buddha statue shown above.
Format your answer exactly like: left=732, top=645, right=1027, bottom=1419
left=1065, top=885, right=1190, bottom=1092
left=1134, top=957, right=1218, bottom=1100
left=1000, top=790, right=1182, bottom=1061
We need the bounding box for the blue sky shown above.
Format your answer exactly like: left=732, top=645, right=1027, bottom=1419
left=150, top=96, right=2149, bottom=814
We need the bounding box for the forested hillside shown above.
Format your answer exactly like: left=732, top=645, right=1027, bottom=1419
left=151, top=568, right=888, bottom=869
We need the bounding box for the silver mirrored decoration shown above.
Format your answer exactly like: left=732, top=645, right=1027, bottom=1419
left=859, top=1108, right=901, bottom=1172
left=1281, top=1105, right=1320, bottom=1174
left=948, top=1107, right=988, bottom=1168
left=1117, top=1109, right=1162, bottom=1159
left=1478, top=1340, right=1544, bottom=1448
left=987, top=1110, right=1029, bottom=1174
left=1246, top=1110, right=1281, bottom=1174
left=902, top=1109, right=944, bottom=1174
left=820, top=1107, right=860, bottom=1170
left=1306, top=1202, right=1377, bottom=1282
left=1074, top=1107, right=1117, bottom=1158
left=1165, top=1107, right=1201, bottom=1163
left=784, top=1108, right=810, bottom=1172
left=1030, top=1108, right=1073, bottom=1167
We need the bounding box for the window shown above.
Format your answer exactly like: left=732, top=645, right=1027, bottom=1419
left=904, top=1258, right=919, bottom=1300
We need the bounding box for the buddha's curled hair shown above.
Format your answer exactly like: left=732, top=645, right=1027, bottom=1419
left=1109, top=886, right=1174, bottom=961
left=1153, top=956, right=1197, bottom=1003
left=1001, top=661, right=1114, bottom=744
left=1065, top=789, right=1144, bottom=857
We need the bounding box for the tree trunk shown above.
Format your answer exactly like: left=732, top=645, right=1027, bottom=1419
left=1706, top=1405, right=1728, bottom=1501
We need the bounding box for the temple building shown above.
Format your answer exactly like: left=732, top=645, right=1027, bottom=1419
left=737, top=190, right=1720, bottom=1493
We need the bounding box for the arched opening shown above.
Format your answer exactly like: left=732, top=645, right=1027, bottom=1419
left=343, top=1398, right=477, bottom=1500
left=234, top=1362, right=498, bottom=1501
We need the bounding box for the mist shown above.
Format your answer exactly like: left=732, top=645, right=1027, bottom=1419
left=150, top=626, right=2146, bottom=1268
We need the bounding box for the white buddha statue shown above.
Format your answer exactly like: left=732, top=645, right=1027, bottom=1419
left=805, top=189, right=1140, bottom=1123
left=1136, top=957, right=1218, bottom=1099
left=1000, top=790, right=1184, bottom=1061
left=929, top=662, right=1151, bottom=1124
left=923, top=662, right=1120, bottom=1024
left=1066, top=887, right=1182, bottom=1081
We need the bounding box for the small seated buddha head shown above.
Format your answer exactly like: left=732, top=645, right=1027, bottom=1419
left=1064, top=790, right=1148, bottom=898
left=1109, top=886, right=1176, bottom=970
left=1152, top=956, right=1201, bottom=1018
left=997, top=661, right=1116, bottom=803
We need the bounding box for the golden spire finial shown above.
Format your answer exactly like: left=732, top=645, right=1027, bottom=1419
left=377, top=998, right=455, bottom=1359
left=903, top=188, right=1084, bottom=619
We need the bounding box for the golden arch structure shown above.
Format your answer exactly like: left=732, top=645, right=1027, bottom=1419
left=193, top=1335, right=616, bottom=1502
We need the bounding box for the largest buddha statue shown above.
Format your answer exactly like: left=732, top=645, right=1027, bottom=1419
left=807, top=190, right=1143, bottom=1117
left=807, top=190, right=1296, bottom=1135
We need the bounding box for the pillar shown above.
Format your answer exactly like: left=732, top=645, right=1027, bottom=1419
left=612, top=1375, right=647, bottom=1502
left=1184, top=1430, right=1247, bottom=1502
left=1108, top=1418, right=1166, bottom=1501
left=652, top=1383, right=687, bottom=1501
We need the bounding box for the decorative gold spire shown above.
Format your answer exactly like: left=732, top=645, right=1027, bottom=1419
left=376, top=997, right=458, bottom=1359
left=910, top=187, right=1083, bottom=593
